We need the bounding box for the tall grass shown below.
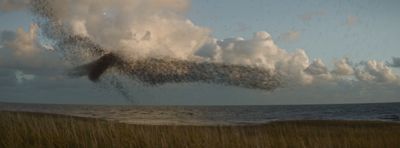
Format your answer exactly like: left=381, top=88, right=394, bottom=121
left=1, top=111, right=400, bottom=148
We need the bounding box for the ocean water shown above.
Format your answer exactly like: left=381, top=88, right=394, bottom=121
left=1, top=102, right=399, bottom=125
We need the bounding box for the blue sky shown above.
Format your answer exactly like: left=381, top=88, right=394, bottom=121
left=188, top=0, right=400, bottom=63
left=0, top=0, right=399, bottom=105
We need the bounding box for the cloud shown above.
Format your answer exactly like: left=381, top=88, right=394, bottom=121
left=279, top=31, right=301, bottom=43
left=0, top=30, right=16, bottom=42
left=31, top=0, right=325, bottom=87
left=332, top=58, right=354, bottom=75
left=0, top=24, right=64, bottom=70
left=305, top=59, right=329, bottom=75
left=6, top=24, right=42, bottom=57
left=198, top=31, right=399, bottom=87
left=0, top=23, right=68, bottom=93
left=0, top=0, right=29, bottom=12
left=354, top=60, right=399, bottom=84
left=198, top=32, right=315, bottom=85
left=15, top=70, right=35, bottom=84
left=26, top=1, right=400, bottom=87
left=1, top=0, right=397, bottom=104
left=387, top=57, right=400, bottom=67
left=31, top=0, right=209, bottom=62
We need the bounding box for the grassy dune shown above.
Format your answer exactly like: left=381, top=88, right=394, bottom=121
left=1, top=111, right=400, bottom=148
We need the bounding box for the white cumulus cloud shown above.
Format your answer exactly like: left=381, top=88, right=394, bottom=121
left=332, top=58, right=354, bottom=76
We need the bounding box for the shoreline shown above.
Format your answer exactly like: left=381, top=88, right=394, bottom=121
left=2, top=100, right=400, bottom=107
left=1, top=109, right=399, bottom=126
left=2, top=102, right=400, bottom=126
left=2, top=110, right=398, bottom=126
left=1, top=111, right=400, bottom=147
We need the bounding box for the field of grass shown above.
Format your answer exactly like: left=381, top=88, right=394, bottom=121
left=1, top=111, right=400, bottom=148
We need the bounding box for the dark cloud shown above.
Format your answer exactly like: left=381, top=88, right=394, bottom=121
left=0, top=30, right=16, bottom=43
left=0, top=69, right=16, bottom=87
left=387, top=57, right=400, bottom=67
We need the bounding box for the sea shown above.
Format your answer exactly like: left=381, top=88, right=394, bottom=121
left=1, top=102, right=399, bottom=125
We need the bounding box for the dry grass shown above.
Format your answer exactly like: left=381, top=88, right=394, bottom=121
left=1, top=111, right=400, bottom=148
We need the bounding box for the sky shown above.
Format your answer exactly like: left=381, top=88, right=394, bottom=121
left=0, top=0, right=399, bottom=105
left=188, top=0, right=400, bottom=62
